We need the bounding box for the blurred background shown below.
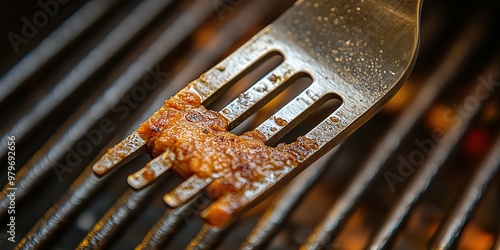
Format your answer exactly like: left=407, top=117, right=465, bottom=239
left=0, top=0, right=499, bottom=249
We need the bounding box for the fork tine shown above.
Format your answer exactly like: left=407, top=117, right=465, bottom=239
left=92, top=131, right=147, bottom=175
left=219, top=61, right=298, bottom=129
left=164, top=175, right=212, bottom=207
left=200, top=195, right=235, bottom=227
left=254, top=81, right=334, bottom=144
left=188, top=35, right=278, bottom=105
left=127, top=150, right=175, bottom=189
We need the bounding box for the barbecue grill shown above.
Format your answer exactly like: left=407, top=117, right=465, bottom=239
left=1, top=0, right=499, bottom=249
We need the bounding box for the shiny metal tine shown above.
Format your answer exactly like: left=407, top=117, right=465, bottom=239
left=188, top=34, right=282, bottom=106
left=219, top=61, right=297, bottom=130
left=128, top=151, right=175, bottom=189
left=367, top=65, right=499, bottom=249
left=92, top=131, right=147, bottom=176
left=302, top=19, right=487, bottom=249
left=429, top=133, right=500, bottom=249
left=164, top=175, right=213, bottom=207
left=0, top=0, right=120, bottom=103
left=254, top=81, right=333, bottom=144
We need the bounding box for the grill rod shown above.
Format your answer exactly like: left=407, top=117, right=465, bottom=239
left=301, top=15, right=487, bottom=250
left=187, top=224, right=224, bottom=250
left=0, top=0, right=120, bottom=104
left=136, top=195, right=205, bottom=249
left=430, top=131, right=500, bottom=249
left=367, top=53, right=500, bottom=249
left=0, top=0, right=175, bottom=159
left=77, top=185, right=161, bottom=249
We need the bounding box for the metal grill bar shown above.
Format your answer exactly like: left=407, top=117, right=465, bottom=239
left=0, top=0, right=175, bottom=158
left=430, top=131, right=500, bottom=249
left=0, top=0, right=121, bottom=104
left=136, top=196, right=204, bottom=249
left=16, top=166, right=104, bottom=248
left=187, top=224, right=224, bottom=250
left=77, top=186, right=160, bottom=250
left=301, top=17, right=487, bottom=250
left=366, top=57, right=500, bottom=249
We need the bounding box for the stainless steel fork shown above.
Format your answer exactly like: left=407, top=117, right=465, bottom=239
left=92, top=0, right=422, bottom=226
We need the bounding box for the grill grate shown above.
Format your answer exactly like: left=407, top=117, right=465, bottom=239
left=1, top=0, right=499, bottom=249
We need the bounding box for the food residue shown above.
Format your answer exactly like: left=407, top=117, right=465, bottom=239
left=135, top=88, right=318, bottom=226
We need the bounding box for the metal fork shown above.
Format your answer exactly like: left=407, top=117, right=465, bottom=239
left=92, top=0, right=422, bottom=226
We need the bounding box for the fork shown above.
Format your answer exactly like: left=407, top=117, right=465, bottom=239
left=92, top=0, right=421, bottom=227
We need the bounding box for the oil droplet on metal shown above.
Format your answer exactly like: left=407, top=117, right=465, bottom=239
left=142, top=169, right=156, bottom=182
left=274, top=117, right=288, bottom=126
left=330, top=117, right=339, bottom=122
left=216, top=65, right=226, bottom=71
left=222, top=109, right=230, bottom=114
left=268, top=74, right=282, bottom=83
